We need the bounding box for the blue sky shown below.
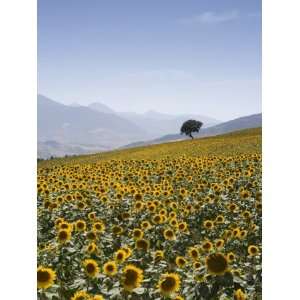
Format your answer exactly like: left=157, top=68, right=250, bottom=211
left=38, top=0, right=261, bottom=121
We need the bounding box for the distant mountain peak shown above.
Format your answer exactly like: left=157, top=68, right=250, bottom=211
left=88, top=102, right=115, bottom=114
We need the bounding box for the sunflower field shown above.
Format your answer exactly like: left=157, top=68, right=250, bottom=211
left=37, top=128, right=262, bottom=300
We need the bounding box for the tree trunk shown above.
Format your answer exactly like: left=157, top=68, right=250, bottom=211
left=189, top=133, right=194, bottom=139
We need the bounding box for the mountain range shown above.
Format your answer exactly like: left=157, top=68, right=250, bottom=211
left=37, top=94, right=260, bottom=158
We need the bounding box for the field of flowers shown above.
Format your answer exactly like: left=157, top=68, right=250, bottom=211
left=37, top=128, right=262, bottom=300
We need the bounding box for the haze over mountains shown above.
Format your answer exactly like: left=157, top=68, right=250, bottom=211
left=37, top=94, right=260, bottom=158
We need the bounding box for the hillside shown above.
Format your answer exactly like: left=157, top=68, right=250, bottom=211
left=38, top=127, right=261, bottom=166
left=123, top=113, right=262, bottom=149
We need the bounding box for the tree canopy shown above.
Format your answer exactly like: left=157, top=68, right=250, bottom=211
left=180, top=119, right=203, bottom=139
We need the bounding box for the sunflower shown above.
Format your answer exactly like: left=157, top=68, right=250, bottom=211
left=141, top=221, right=152, bottom=230
left=154, top=250, right=164, bottom=262
left=134, top=201, right=144, bottom=211
left=228, top=203, right=238, bottom=212
left=234, top=288, right=247, bottom=300
left=88, top=212, right=96, bottom=220
left=240, top=190, right=250, bottom=199
left=55, top=217, right=64, bottom=228
left=204, top=220, right=214, bottom=230
left=93, top=295, right=104, bottom=300
left=115, top=249, right=127, bottom=263
left=174, top=296, right=184, bottom=300
left=152, top=214, right=163, bottom=224
left=122, top=264, right=144, bottom=292
left=163, top=229, right=176, bottom=241
left=83, top=259, right=99, bottom=278
left=59, top=221, right=73, bottom=232
left=175, top=256, right=187, bottom=268
left=169, top=211, right=177, bottom=219
left=239, top=230, right=248, bottom=239
left=178, top=222, right=188, bottom=232
left=77, top=201, right=86, bottom=210
left=86, top=242, right=98, bottom=254
left=158, top=273, right=181, bottom=297
left=57, top=229, right=71, bottom=244
left=112, top=225, right=123, bottom=235
left=71, top=290, right=90, bottom=300
left=242, top=211, right=251, bottom=219
left=103, top=261, right=118, bottom=276
left=227, top=252, right=235, bottom=263
left=93, top=221, right=105, bottom=233
left=205, top=253, right=228, bottom=275
left=202, top=241, right=213, bottom=252
left=37, top=266, right=56, bottom=289
left=232, top=228, right=241, bottom=238
left=215, top=215, right=225, bottom=224
left=132, top=228, right=144, bottom=239
left=188, top=247, right=199, bottom=260
left=193, top=261, right=201, bottom=269
left=215, top=239, right=225, bottom=249
left=248, top=245, right=259, bottom=256
left=135, top=238, right=150, bottom=251
left=75, top=220, right=86, bottom=232
left=134, top=193, right=143, bottom=201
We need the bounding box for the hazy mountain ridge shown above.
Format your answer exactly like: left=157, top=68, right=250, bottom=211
left=117, top=111, right=219, bottom=138
left=37, top=95, right=258, bottom=158
left=38, top=95, right=149, bottom=158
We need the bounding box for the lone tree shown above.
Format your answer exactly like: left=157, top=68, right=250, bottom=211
left=180, top=119, right=203, bottom=139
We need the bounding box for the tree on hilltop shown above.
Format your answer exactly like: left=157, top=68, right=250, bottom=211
left=180, top=119, right=203, bottom=139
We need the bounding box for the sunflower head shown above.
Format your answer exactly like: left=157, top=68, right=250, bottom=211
left=83, top=259, right=99, bottom=278
left=103, top=261, right=118, bottom=277
left=37, top=266, right=56, bottom=289
left=115, top=249, right=127, bottom=263
left=75, top=220, right=86, bottom=232
left=178, top=222, right=188, bottom=232
left=71, top=290, right=90, bottom=300
left=234, top=288, right=247, bottom=300
left=215, top=239, right=225, bottom=249
left=112, top=225, right=123, bottom=235
left=132, top=228, right=144, bottom=239
left=188, top=247, right=199, bottom=260
left=163, top=229, right=176, bottom=241
left=175, top=256, right=187, bottom=268
left=153, top=250, right=164, bottom=262
left=248, top=245, right=259, bottom=256
left=135, top=238, right=150, bottom=251
left=141, top=221, right=152, bottom=230
left=158, top=273, right=181, bottom=297
left=122, top=264, right=144, bottom=292
left=227, top=252, right=236, bottom=263
left=93, top=221, right=105, bottom=233
left=205, top=253, right=228, bottom=275
left=204, top=220, right=214, bottom=230
left=86, top=242, right=98, bottom=254
left=193, top=261, right=201, bottom=269
left=202, top=241, right=213, bottom=252
left=57, top=229, right=71, bottom=244
left=93, top=295, right=104, bottom=300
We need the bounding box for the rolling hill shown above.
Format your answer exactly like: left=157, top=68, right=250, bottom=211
left=122, top=113, right=262, bottom=148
